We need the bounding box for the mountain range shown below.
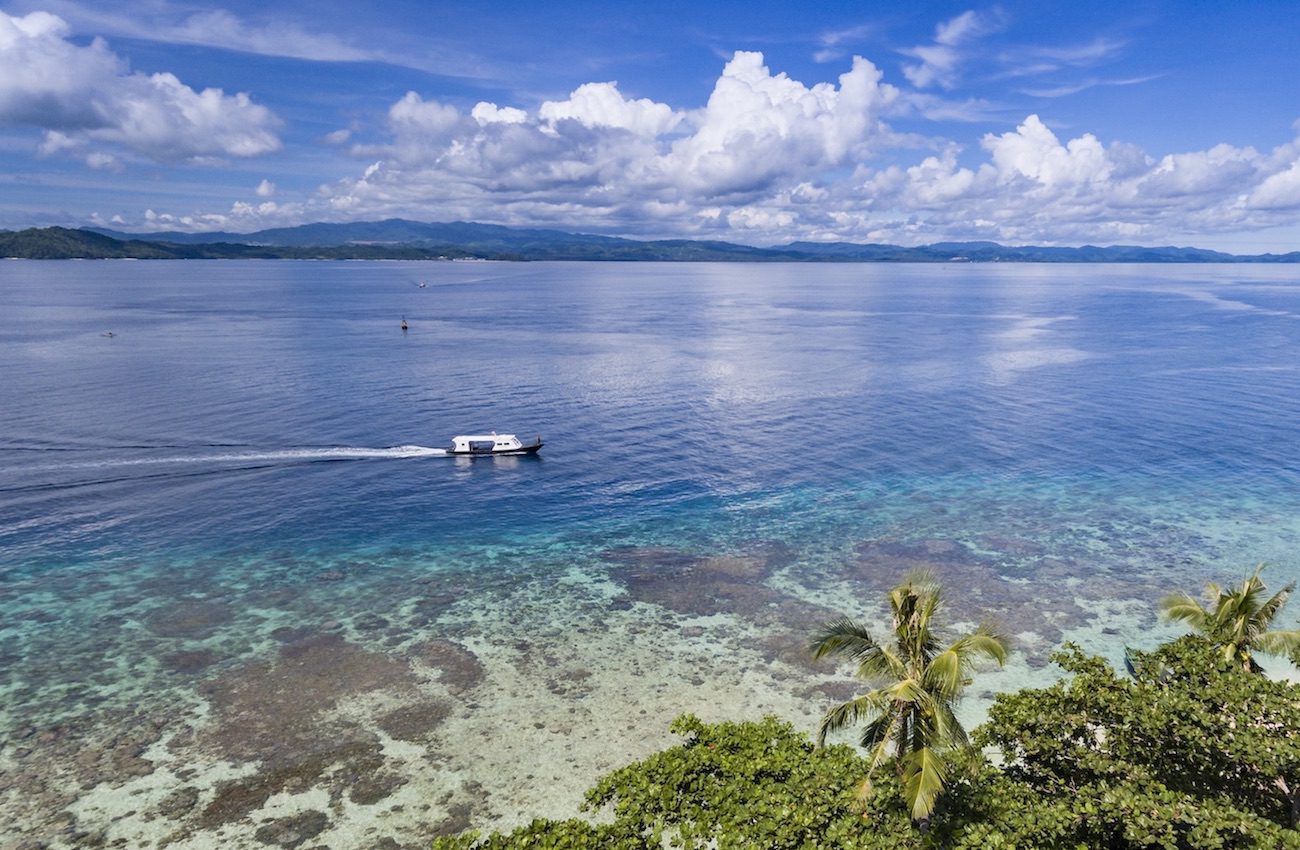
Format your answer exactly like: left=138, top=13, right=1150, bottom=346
left=1, top=220, right=1297, bottom=262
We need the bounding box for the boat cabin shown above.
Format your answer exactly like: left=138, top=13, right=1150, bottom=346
left=447, top=434, right=543, bottom=455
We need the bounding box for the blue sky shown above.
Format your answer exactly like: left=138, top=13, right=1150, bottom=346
left=2, top=1, right=1300, bottom=250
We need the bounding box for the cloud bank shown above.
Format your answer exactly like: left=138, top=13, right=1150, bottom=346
left=8, top=9, right=1296, bottom=249
left=178, top=47, right=1297, bottom=248
left=281, top=51, right=902, bottom=237
left=0, top=10, right=281, bottom=165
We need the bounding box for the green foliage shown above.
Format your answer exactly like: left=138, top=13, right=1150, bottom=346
left=431, top=672, right=1300, bottom=849
left=585, top=714, right=918, bottom=849
left=429, top=580, right=1300, bottom=850
left=433, top=714, right=925, bottom=850
left=978, top=636, right=1300, bottom=848
left=1159, top=566, right=1300, bottom=672
left=809, top=571, right=1008, bottom=824
left=430, top=818, right=637, bottom=850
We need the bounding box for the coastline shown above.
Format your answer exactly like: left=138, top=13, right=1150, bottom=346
left=1, top=534, right=1204, bottom=849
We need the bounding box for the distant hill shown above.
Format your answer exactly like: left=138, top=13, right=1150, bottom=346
left=0, top=227, right=498, bottom=260
left=779, top=240, right=1299, bottom=263
left=2, top=222, right=1297, bottom=262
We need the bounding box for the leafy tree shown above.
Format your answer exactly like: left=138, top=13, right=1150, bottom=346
left=431, top=714, right=922, bottom=850
left=431, top=644, right=1300, bottom=850
left=979, top=637, right=1300, bottom=847
left=1160, top=566, right=1300, bottom=672
left=808, top=571, right=1008, bottom=828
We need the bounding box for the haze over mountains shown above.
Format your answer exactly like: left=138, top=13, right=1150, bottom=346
left=2, top=220, right=1299, bottom=262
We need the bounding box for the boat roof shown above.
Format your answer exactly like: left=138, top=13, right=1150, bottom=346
left=452, top=434, right=517, bottom=441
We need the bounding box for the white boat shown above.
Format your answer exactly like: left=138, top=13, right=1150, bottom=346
left=446, top=433, right=543, bottom=456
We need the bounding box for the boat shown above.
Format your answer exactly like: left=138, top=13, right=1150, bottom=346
left=446, top=433, right=543, bottom=456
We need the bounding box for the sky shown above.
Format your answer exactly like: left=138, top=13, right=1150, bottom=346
left=2, top=1, right=1300, bottom=251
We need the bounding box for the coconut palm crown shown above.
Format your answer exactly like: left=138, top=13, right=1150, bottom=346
left=809, top=571, right=1008, bottom=827
left=1159, top=566, right=1300, bottom=673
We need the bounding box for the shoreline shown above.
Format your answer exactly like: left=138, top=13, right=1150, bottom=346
left=1, top=537, right=1212, bottom=849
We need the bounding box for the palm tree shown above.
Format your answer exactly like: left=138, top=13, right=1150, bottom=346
left=809, top=571, right=1008, bottom=829
left=1159, top=566, right=1300, bottom=673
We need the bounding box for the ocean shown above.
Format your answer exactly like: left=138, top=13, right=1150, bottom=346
left=3, top=260, right=1299, bottom=847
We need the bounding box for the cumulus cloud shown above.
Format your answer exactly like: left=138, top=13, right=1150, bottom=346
left=0, top=10, right=281, bottom=162
left=849, top=115, right=1300, bottom=246
left=666, top=52, right=897, bottom=197
left=123, top=42, right=1300, bottom=249
left=471, top=102, right=528, bottom=126
left=326, top=50, right=897, bottom=220
left=539, top=82, right=681, bottom=136
left=984, top=115, right=1112, bottom=186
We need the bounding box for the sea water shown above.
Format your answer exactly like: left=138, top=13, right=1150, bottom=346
left=2, top=260, right=1299, bottom=846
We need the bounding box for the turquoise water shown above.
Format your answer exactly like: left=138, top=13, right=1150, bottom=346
left=3, top=261, right=1300, bottom=846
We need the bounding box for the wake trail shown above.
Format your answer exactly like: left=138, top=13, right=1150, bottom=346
left=18, top=445, right=450, bottom=473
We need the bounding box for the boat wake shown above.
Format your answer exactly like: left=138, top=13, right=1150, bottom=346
left=17, top=445, right=449, bottom=474
left=178, top=445, right=452, bottom=463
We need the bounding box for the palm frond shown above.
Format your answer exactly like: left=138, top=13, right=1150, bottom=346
left=817, top=690, right=890, bottom=746
left=809, top=617, right=882, bottom=661
left=1159, top=592, right=1209, bottom=629
left=884, top=676, right=928, bottom=705
left=969, top=625, right=1011, bottom=662
left=901, top=746, right=949, bottom=823
left=1254, top=584, right=1295, bottom=633
left=932, top=701, right=969, bottom=749
left=859, top=709, right=898, bottom=748
left=1255, top=629, right=1300, bottom=658
left=862, top=712, right=905, bottom=775
left=860, top=645, right=907, bottom=681
left=922, top=648, right=965, bottom=701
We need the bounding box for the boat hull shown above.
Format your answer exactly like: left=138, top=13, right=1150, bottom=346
left=447, top=441, right=543, bottom=456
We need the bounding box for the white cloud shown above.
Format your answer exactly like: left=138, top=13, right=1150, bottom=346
left=983, top=115, right=1112, bottom=186
left=471, top=102, right=528, bottom=126
left=539, top=82, right=680, bottom=136
left=665, top=51, right=897, bottom=197
left=327, top=50, right=897, bottom=218
left=153, top=8, right=373, bottom=63
left=813, top=23, right=875, bottom=64
left=7, top=0, right=495, bottom=77
left=120, top=43, right=1300, bottom=251
left=0, top=10, right=281, bottom=162
left=387, top=92, right=462, bottom=139
left=902, top=10, right=1001, bottom=90
left=1249, top=161, right=1300, bottom=209
left=256, top=179, right=276, bottom=197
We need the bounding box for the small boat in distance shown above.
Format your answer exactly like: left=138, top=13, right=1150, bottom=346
left=447, top=433, right=543, bottom=456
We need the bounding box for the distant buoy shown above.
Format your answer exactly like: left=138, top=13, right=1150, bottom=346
left=400, top=317, right=408, bottom=331
left=102, top=331, right=115, bottom=337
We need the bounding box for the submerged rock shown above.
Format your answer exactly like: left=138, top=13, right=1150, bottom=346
left=407, top=639, right=485, bottom=693
left=376, top=700, right=452, bottom=742
left=143, top=598, right=234, bottom=639
left=198, top=631, right=416, bottom=762
left=253, top=809, right=329, bottom=848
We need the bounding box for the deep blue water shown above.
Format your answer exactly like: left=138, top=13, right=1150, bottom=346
left=4, top=260, right=1300, bottom=572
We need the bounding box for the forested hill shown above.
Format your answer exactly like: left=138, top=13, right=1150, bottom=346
left=3, top=223, right=1298, bottom=262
